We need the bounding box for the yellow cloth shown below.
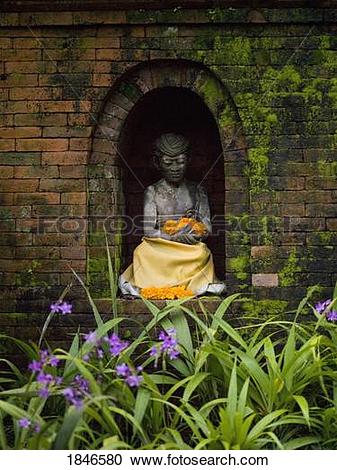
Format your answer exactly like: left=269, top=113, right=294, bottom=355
left=121, top=237, right=216, bottom=294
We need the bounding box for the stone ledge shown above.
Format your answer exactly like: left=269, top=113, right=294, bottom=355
left=0, top=1, right=331, bottom=13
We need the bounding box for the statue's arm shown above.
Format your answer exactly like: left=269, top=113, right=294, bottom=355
left=143, top=186, right=171, bottom=240
left=197, top=185, right=212, bottom=238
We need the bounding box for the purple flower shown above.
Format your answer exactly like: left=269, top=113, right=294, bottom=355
left=116, top=363, right=130, bottom=377
left=82, top=354, right=90, bottom=362
left=63, top=387, right=75, bottom=400
left=39, top=387, right=50, bottom=399
left=150, top=346, right=158, bottom=357
left=105, top=333, right=129, bottom=356
left=50, top=301, right=62, bottom=314
left=84, top=331, right=97, bottom=344
left=55, top=376, right=63, bottom=386
left=49, top=355, right=59, bottom=367
left=60, top=301, right=72, bottom=315
left=96, top=348, right=104, bottom=359
left=63, top=377, right=87, bottom=409
left=34, top=423, right=41, bottom=433
left=315, top=299, right=332, bottom=314
left=157, top=328, right=180, bottom=360
left=327, top=310, right=337, bottom=322
left=28, top=360, right=43, bottom=373
left=168, top=349, right=180, bottom=360
left=159, top=329, right=178, bottom=352
left=125, top=374, right=143, bottom=388
left=39, top=350, right=50, bottom=365
left=18, top=418, right=31, bottom=429
left=74, top=375, right=89, bottom=392
left=37, top=372, right=54, bottom=385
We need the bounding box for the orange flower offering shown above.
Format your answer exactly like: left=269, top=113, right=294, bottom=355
left=141, top=285, right=194, bottom=300
left=162, top=217, right=207, bottom=237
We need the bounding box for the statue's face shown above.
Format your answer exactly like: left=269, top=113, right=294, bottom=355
left=158, top=153, right=188, bottom=185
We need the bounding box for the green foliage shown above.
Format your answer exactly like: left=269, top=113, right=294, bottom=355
left=1, top=272, right=337, bottom=449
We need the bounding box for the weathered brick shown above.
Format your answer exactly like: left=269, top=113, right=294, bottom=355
left=33, top=233, right=85, bottom=246
left=5, top=61, right=56, bottom=74
left=42, top=126, right=92, bottom=138
left=19, top=12, right=73, bottom=26
left=0, top=139, right=15, bottom=151
left=15, top=113, right=67, bottom=126
left=1, top=179, right=38, bottom=192
left=0, top=232, right=32, bottom=246
left=0, top=194, right=14, bottom=205
left=61, top=192, right=87, bottom=204
left=14, top=165, right=59, bottom=178
left=252, top=273, right=279, bottom=287
left=59, top=166, right=86, bottom=178
left=39, top=178, right=86, bottom=192
left=32, top=205, right=86, bottom=217
left=69, top=138, right=91, bottom=151
left=0, top=127, right=42, bottom=138
left=15, top=246, right=60, bottom=259
left=10, top=87, right=62, bottom=101
left=327, top=219, right=337, bottom=231
left=306, top=204, right=337, bottom=217
left=42, top=48, right=95, bottom=60
left=42, top=151, right=87, bottom=165
left=280, top=204, right=306, bottom=217
left=0, top=74, right=38, bottom=87
left=0, top=206, right=30, bottom=219
left=2, top=49, right=41, bottom=61
left=16, top=139, right=69, bottom=152
left=0, top=167, right=14, bottom=178
left=92, top=74, right=116, bottom=87
left=14, top=193, right=60, bottom=205
left=39, top=101, right=91, bottom=113
left=0, top=152, right=40, bottom=165
left=96, top=49, right=122, bottom=60
left=60, top=246, right=86, bottom=259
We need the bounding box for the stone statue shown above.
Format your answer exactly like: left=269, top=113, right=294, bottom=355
left=119, top=133, right=225, bottom=297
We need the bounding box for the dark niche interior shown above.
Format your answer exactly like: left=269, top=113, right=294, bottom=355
left=118, top=86, right=225, bottom=281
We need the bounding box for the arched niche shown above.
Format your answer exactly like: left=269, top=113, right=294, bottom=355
left=88, top=60, right=249, bottom=296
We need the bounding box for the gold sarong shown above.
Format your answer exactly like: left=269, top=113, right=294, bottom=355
left=121, top=237, right=216, bottom=294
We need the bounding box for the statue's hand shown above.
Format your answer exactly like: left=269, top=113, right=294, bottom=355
left=172, top=233, right=200, bottom=245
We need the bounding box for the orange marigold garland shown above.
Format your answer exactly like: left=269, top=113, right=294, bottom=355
left=141, top=285, right=194, bottom=300
left=162, top=217, right=207, bottom=237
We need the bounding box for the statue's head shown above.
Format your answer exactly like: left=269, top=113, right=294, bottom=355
left=153, top=133, right=189, bottom=185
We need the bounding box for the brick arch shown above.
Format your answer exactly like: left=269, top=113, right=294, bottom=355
left=88, top=60, right=249, bottom=295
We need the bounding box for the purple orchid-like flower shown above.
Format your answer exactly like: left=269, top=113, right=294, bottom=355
left=18, top=418, right=31, bottom=429
left=155, top=328, right=180, bottom=360
left=39, top=387, right=50, bottom=399
left=50, top=301, right=62, bottom=314
left=62, top=374, right=89, bottom=409
left=28, top=360, right=43, bottom=373
left=49, top=355, right=60, bottom=367
left=150, top=346, right=158, bottom=357
left=60, top=301, right=72, bottom=315
left=105, top=333, right=129, bottom=356
left=315, top=299, right=332, bottom=314
left=84, top=331, right=97, bottom=344
left=116, top=363, right=130, bottom=377
left=327, top=310, right=337, bottom=322
left=125, top=374, right=143, bottom=388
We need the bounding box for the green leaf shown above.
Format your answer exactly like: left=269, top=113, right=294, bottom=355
left=71, top=268, right=103, bottom=327
left=53, top=406, right=83, bottom=450
left=293, top=395, right=310, bottom=427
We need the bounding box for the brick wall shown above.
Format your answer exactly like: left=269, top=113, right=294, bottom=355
left=0, top=6, right=337, bottom=330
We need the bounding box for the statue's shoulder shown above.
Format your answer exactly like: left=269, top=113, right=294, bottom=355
left=144, top=180, right=164, bottom=197
left=185, top=180, right=207, bottom=195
